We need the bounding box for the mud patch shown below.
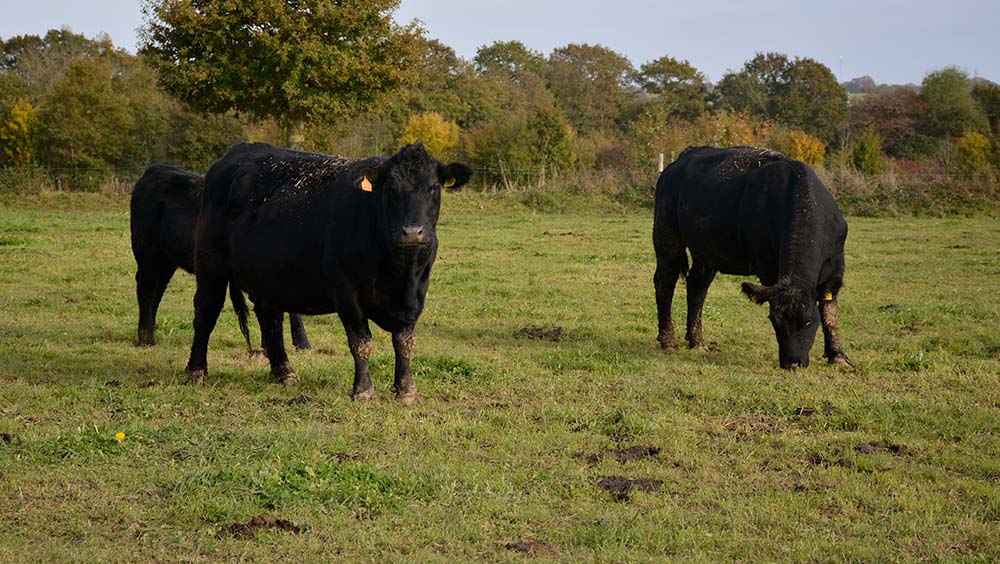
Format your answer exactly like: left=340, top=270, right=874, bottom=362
left=216, top=515, right=302, bottom=539
left=505, top=539, right=557, bottom=556
left=596, top=476, right=663, bottom=501
left=945, top=244, right=971, bottom=249
left=1, top=433, right=22, bottom=445
left=137, top=380, right=160, bottom=389
left=329, top=452, right=367, bottom=463
left=854, top=440, right=907, bottom=455
left=518, top=326, right=563, bottom=342
left=897, top=322, right=921, bottom=334
left=104, top=380, right=122, bottom=387
left=542, top=231, right=581, bottom=237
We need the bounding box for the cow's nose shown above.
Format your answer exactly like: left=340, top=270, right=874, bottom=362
left=400, top=225, right=427, bottom=245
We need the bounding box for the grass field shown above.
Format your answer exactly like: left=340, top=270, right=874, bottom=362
left=1, top=193, right=999, bottom=562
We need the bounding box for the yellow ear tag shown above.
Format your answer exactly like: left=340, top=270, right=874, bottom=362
left=750, top=294, right=761, bottom=304
left=824, top=291, right=834, bottom=301
left=361, top=176, right=373, bottom=192
left=443, top=177, right=456, bottom=189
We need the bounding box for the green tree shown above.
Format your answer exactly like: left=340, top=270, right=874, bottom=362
left=546, top=43, right=635, bottom=132
left=158, top=106, right=244, bottom=171
left=636, top=55, right=707, bottom=119
left=955, top=132, right=994, bottom=174
left=39, top=55, right=169, bottom=170
left=474, top=40, right=547, bottom=81
left=717, top=53, right=847, bottom=142
left=920, top=67, right=989, bottom=137
left=849, top=86, right=928, bottom=156
left=971, top=81, right=1000, bottom=133
left=139, top=0, right=423, bottom=146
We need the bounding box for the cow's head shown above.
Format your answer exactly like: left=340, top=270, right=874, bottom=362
left=353, top=143, right=472, bottom=250
left=742, top=277, right=820, bottom=369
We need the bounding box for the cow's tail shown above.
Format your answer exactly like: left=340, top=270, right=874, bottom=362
left=228, top=280, right=253, bottom=352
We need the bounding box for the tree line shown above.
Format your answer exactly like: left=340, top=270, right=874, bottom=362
left=1, top=3, right=999, bottom=201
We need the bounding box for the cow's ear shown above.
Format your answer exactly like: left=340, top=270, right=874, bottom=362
left=439, top=162, right=473, bottom=191
left=352, top=167, right=381, bottom=192
left=742, top=282, right=779, bottom=305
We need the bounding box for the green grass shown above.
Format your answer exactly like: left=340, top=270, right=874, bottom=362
left=1, top=193, right=999, bottom=562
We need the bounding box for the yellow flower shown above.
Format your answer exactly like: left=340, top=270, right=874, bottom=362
left=115, top=432, right=125, bottom=441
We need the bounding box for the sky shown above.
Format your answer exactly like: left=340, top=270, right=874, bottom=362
left=0, top=0, right=996, bottom=85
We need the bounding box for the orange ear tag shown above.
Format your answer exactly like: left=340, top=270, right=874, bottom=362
left=361, top=176, right=373, bottom=192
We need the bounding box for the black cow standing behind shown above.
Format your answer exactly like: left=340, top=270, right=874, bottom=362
left=130, top=164, right=310, bottom=349
left=186, top=142, right=471, bottom=403
left=653, top=146, right=851, bottom=369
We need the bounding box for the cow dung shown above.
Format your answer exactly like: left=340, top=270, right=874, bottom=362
left=518, top=326, right=564, bottom=342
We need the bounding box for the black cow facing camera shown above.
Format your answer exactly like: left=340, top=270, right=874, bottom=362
left=186, top=142, right=472, bottom=404
left=653, top=146, right=851, bottom=369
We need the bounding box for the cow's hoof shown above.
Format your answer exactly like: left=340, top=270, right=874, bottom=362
left=657, top=336, right=679, bottom=350
left=828, top=354, right=852, bottom=367
left=187, top=368, right=207, bottom=385
left=293, top=342, right=313, bottom=351
left=396, top=391, right=422, bottom=406
left=352, top=389, right=378, bottom=403
left=137, top=330, right=156, bottom=347
left=271, top=365, right=300, bottom=385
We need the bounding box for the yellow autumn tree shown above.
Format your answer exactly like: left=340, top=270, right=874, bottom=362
left=0, top=99, right=38, bottom=167
left=398, top=112, right=460, bottom=159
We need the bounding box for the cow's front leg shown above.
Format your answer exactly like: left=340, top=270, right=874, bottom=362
left=391, top=326, right=420, bottom=405
left=820, top=297, right=851, bottom=366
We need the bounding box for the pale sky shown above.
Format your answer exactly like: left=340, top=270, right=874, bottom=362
left=1, top=0, right=996, bottom=85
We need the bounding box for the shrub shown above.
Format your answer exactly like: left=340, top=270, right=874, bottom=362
left=852, top=129, right=886, bottom=177
left=787, top=130, right=825, bottom=167
left=955, top=132, right=994, bottom=175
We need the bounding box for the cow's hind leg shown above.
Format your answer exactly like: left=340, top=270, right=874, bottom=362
left=185, top=273, right=228, bottom=385
left=289, top=314, right=312, bottom=350
left=820, top=296, right=851, bottom=366
left=135, top=253, right=175, bottom=346
left=685, top=260, right=717, bottom=351
left=258, top=305, right=299, bottom=384
left=654, top=252, right=685, bottom=350
left=391, top=325, right=420, bottom=405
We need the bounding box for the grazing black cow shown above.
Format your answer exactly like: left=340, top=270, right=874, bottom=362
left=130, top=164, right=311, bottom=349
left=653, top=146, right=850, bottom=369
left=185, top=142, right=472, bottom=403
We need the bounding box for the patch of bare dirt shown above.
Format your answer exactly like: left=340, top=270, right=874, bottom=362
left=793, top=404, right=841, bottom=417
left=897, top=322, right=921, bottom=334
left=945, top=244, right=971, bottom=249
left=518, top=326, right=563, bottom=342
left=806, top=452, right=854, bottom=469
left=1, top=433, right=21, bottom=445
left=575, top=445, right=661, bottom=464
left=854, top=440, right=907, bottom=455
left=285, top=394, right=312, bottom=405
left=542, top=231, right=581, bottom=237
left=596, top=476, right=663, bottom=501
left=137, top=380, right=159, bottom=389
left=104, top=380, right=122, bottom=387
left=216, top=515, right=302, bottom=539
left=505, top=539, right=557, bottom=556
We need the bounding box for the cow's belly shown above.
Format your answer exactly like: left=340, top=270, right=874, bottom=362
left=678, top=197, right=754, bottom=275
left=229, top=222, right=337, bottom=314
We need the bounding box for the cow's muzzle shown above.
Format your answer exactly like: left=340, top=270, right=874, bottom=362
left=398, top=225, right=429, bottom=246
